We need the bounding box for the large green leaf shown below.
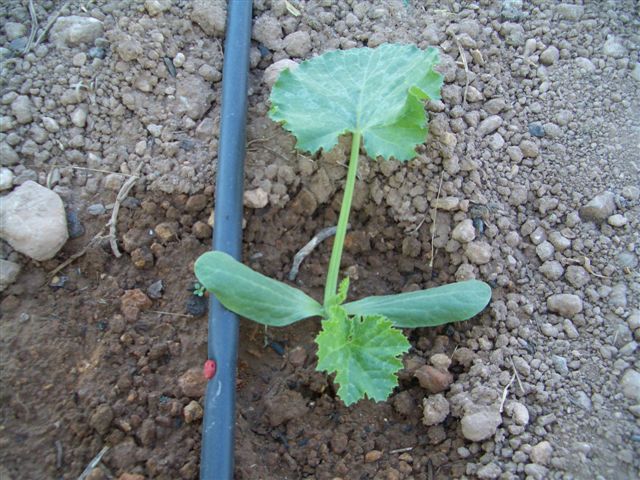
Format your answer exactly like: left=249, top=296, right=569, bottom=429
left=343, top=280, right=491, bottom=328
left=194, top=251, right=323, bottom=326
left=316, top=306, right=410, bottom=406
left=269, top=44, right=443, bottom=161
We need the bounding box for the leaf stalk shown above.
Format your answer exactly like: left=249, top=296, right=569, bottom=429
left=324, top=131, right=361, bottom=305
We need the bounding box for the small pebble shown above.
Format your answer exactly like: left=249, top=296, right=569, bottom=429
left=607, top=214, right=627, bottom=227
left=364, top=450, right=383, bottom=463
left=186, top=295, right=207, bottom=316
left=422, top=394, right=450, bottom=426
left=147, top=279, right=164, bottom=299
left=528, top=122, right=545, bottom=137
left=88, top=46, right=106, bottom=59
left=0, top=167, right=14, bottom=190
left=87, top=203, right=106, bottom=216
left=66, top=210, right=85, bottom=238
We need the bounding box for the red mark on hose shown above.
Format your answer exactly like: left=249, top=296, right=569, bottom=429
left=204, top=359, right=217, bottom=380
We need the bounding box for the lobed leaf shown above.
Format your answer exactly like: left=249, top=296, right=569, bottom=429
left=269, top=44, right=443, bottom=161
left=194, top=251, right=323, bottom=326
left=343, top=280, right=491, bottom=328
left=316, top=306, right=410, bottom=406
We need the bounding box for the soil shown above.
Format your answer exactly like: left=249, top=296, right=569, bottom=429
left=1, top=1, right=639, bottom=479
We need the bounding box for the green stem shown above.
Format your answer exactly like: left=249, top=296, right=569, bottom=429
left=324, top=131, right=361, bottom=306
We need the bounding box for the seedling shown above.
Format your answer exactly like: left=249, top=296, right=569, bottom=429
left=195, top=44, right=491, bottom=405
left=192, top=282, right=207, bottom=297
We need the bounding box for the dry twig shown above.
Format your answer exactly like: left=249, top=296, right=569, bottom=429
left=288, top=225, right=342, bottom=281
left=48, top=226, right=106, bottom=278
left=454, top=35, right=470, bottom=104
left=76, top=446, right=109, bottom=480
left=429, top=171, right=444, bottom=268
left=147, top=310, right=194, bottom=319
left=70, top=165, right=138, bottom=177
left=499, top=373, right=516, bottom=413
left=107, top=164, right=142, bottom=257
left=389, top=446, right=414, bottom=454
left=48, top=165, right=143, bottom=277
left=34, top=1, right=70, bottom=50
left=509, top=356, right=525, bottom=393
left=23, top=0, right=39, bottom=55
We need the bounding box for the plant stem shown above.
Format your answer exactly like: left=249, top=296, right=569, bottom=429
left=324, top=131, right=361, bottom=305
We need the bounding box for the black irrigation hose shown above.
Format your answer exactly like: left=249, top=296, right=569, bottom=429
left=200, top=1, right=252, bottom=479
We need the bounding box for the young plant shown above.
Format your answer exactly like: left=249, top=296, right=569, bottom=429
left=192, top=282, right=207, bottom=297
left=195, top=44, right=491, bottom=405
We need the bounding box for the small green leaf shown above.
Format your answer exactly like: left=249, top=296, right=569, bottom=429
left=195, top=251, right=323, bottom=326
left=316, top=306, right=410, bottom=406
left=269, top=44, right=443, bottom=161
left=343, top=280, right=491, bottom=328
left=326, top=277, right=350, bottom=308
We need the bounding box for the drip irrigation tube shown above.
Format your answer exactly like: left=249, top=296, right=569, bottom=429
left=200, top=1, right=252, bottom=479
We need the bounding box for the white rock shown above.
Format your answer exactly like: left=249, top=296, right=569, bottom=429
left=0, top=181, right=68, bottom=261
left=175, top=75, right=215, bottom=121
left=103, top=173, right=125, bottom=191
left=477, top=115, right=502, bottom=137
left=565, top=265, right=589, bottom=288
left=0, top=167, right=14, bottom=190
left=0, top=143, right=19, bottom=165
left=506, top=401, right=529, bottom=426
left=283, top=31, right=311, bottom=58
left=71, top=106, right=88, bottom=128
left=476, top=463, right=502, bottom=479
left=579, top=191, right=615, bottom=222
left=451, top=219, right=475, bottom=243
left=264, top=59, right=298, bottom=88
left=191, top=0, right=226, bottom=36
left=520, top=140, right=539, bottom=158
left=0, top=116, right=15, bottom=133
left=488, top=132, right=505, bottom=150
left=631, top=63, right=640, bottom=82
left=253, top=14, right=283, bottom=51
left=461, top=408, right=502, bottom=441
left=244, top=188, right=269, bottom=209
left=49, top=16, right=104, bottom=48
left=147, top=124, right=163, bottom=137
left=0, top=259, right=21, bottom=291
left=575, top=57, right=596, bottom=73
left=622, top=185, right=640, bottom=200
left=556, top=3, right=584, bottom=20
left=607, top=214, right=627, bottom=227
left=465, top=242, right=492, bottom=265
left=609, top=283, right=628, bottom=308
left=620, top=370, right=640, bottom=402
left=530, top=441, right=553, bottom=466
left=548, top=231, right=570, bottom=251
left=11, top=95, right=33, bottom=124
left=4, top=22, right=27, bottom=41
left=434, top=196, right=459, bottom=211
left=540, top=46, right=559, bottom=66
left=628, top=310, right=640, bottom=330
left=540, top=260, right=564, bottom=280
left=422, top=394, right=450, bottom=426
left=524, top=464, right=548, bottom=479
left=603, top=35, right=626, bottom=58
left=535, top=241, right=555, bottom=261
left=145, top=0, right=171, bottom=16
left=547, top=294, right=583, bottom=317
left=41, top=116, right=60, bottom=133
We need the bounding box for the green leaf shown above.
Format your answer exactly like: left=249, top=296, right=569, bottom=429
left=326, top=277, right=350, bottom=308
left=316, top=306, right=410, bottom=406
left=194, top=251, right=323, bottom=326
left=269, top=44, right=443, bottom=161
left=343, top=280, right=491, bottom=328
